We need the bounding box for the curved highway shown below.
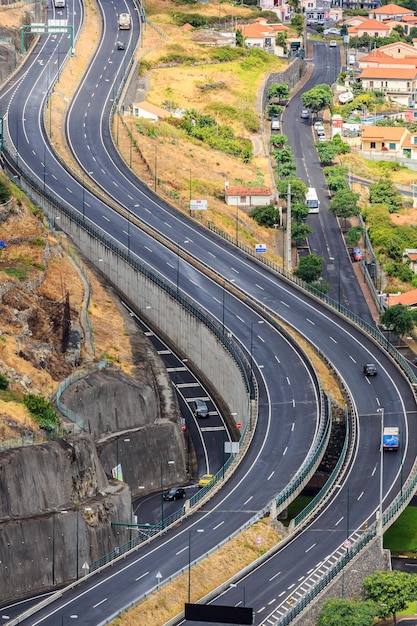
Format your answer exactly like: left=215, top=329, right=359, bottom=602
left=0, top=7, right=416, bottom=626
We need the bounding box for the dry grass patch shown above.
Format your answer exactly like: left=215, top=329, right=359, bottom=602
left=112, top=519, right=281, bottom=626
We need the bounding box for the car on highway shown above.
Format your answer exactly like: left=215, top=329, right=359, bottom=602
left=191, top=399, right=209, bottom=418
left=329, top=40, right=338, bottom=47
left=353, top=247, right=362, bottom=262
left=163, top=487, right=186, bottom=501
left=363, top=363, right=377, bottom=376
left=300, top=109, right=309, bottom=119
left=117, top=41, right=126, bottom=50
left=198, top=473, right=215, bottom=488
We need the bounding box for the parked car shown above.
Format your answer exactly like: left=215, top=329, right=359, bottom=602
left=363, top=363, right=377, bottom=376
left=353, top=247, right=362, bottom=262
left=198, top=473, right=215, bottom=488
left=300, top=109, right=309, bottom=119
left=315, top=126, right=325, bottom=136
left=191, top=399, right=209, bottom=418
left=314, top=119, right=323, bottom=129
left=163, top=487, right=186, bottom=501
left=317, top=135, right=327, bottom=142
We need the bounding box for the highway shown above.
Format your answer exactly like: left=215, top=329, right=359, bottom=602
left=0, top=5, right=416, bottom=625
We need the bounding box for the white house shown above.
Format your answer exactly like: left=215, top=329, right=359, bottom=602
left=225, top=183, right=272, bottom=207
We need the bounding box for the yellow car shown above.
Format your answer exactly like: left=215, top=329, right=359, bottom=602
left=198, top=473, right=215, bottom=488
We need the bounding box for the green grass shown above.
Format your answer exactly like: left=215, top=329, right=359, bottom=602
left=280, top=495, right=313, bottom=526
left=384, top=506, right=417, bottom=555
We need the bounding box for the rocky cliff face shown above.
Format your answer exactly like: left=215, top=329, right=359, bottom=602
left=0, top=434, right=132, bottom=600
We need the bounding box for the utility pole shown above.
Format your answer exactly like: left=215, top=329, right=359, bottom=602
left=286, top=183, right=292, bottom=272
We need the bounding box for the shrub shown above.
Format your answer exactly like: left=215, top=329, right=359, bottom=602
left=251, top=205, right=280, bottom=228
left=0, top=373, right=9, bottom=391
left=23, top=394, right=60, bottom=431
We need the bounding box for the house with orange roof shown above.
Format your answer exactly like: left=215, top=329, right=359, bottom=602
left=386, top=287, right=417, bottom=307
left=370, top=3, right=415, bottom=21
left=360, top=126, right=417, bottom=164
left=377, top=41, right=417, bottom=57
left=225, top=183, right=272, bottom=207
left=358, top=48, right=417, bottom=69
left=344, top=15, right=368, bottom=27
left=348, top=18, right=392, bottom=37
left=258, top=0, right=291, bottom=22
left=359, top=67, right=417, bottom=105
left=402, top=249, right=417, bottom=274
left=238, top=20, right=291, bottom=56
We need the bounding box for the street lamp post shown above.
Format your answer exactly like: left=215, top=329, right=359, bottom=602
left=153, top=145, right=157, bottom=192
left=236, top=199, right=239, bottom=244
left=160, top=460, right=175, bottom=528
left=115, top=437, right=131, bottom=481
left=377, top=407, right=384, bottom=537
left=82, top=171, right=93, bottom=218
left=61, top=616, right=78, bottom=625
left=188, top=528, right=204, bottom=603
left=222, top=278, right=235, bottom=337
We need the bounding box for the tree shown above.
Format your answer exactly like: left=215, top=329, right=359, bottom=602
left=369, top=179, right=402, bottom=213
left=301, top=84, right=333, bottom=115
left=315, top=142, right=338, bottom=164
left=276, top=32, right=288, bottom=54
left=347, top=226, right=363, bottom=246
left=235, top=29, right=245, bottom=47
left=291, top=220, right=312, bottom=242
left=318, top=597, right=379, bottom=626
left=251, top=205, right=280, bottom=228
left=268, top=83, right=290, bottom=102
left=276, top=178, right=307, bottom=203
left=380, top=305, right=416, bottom=340
left=269, top=133, right=287, bottom=149
left=363, top=570, right=417, bottom=624
left=329, top=189, right=360, bottom=224
left=265, top=104, right=284, bottom=119
left=294, top=254, right=323, bottom=282
left=291, top=13, right=304, bottom=36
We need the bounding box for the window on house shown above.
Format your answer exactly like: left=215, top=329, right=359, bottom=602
left=407, top=82, right=411, bottom=90
left=370, top=81, right=374, bottom=88
left=414, top=112, right=417, bottom=118
left=370, top=142, right=376, bottom=149
left=398, top=48, right=401, bottom=53
left=265, top=38, right=272, bottom=46
left=389, top=143, right=396, bottom=149
left=240, top=196, right=246, bottom=202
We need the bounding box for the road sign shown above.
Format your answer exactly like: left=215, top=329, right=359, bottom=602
left=190, top=199, right=207, bottom=211
left=256, top=536, right=262, bottom=545
left=343, top=539, right=352, bottom=549
left=255, top=244, right=267, bottom=253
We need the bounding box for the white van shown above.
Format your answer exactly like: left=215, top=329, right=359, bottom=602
left=54, top=0, right=66, bottom=7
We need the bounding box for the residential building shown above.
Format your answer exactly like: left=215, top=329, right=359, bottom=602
left=360, top=125, right=417, bottom=158
left=128, top=102, right=171, bottom=120
left=348, top=18, right=392, bottom=37
left=332, top=0, right=380, bottom=12
left=257, top=0, right=291, bottom=22
left=386, top=287, right=417, bottom=306
left=370, top=3, right=415, bottom=21
left=358, top=67, right=417, bottom=106
left=358, top=48, right=417, bottom=70
left=238, top=20, right=291, bottom=56
left=377, top=41, right=417, bottom=57
left=225, top=184, right=272, bottom=207
left=402, top=249, right=417, bottom=275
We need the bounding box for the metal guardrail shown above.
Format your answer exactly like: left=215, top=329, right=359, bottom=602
left=55, top=361, right=108, bottom=429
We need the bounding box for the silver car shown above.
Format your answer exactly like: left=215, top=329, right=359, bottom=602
left=192, top=399, right=209, bottom=418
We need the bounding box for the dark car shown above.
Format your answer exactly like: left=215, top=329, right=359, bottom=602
left=191, top=399, right=209, bottom=418
left=117, top=41, right=126, bottom=50
left=363, top=363, right=377, bottom=376
left=353, top=247, right=362, bottom=262
left=163, top=487, right=186, bottom=501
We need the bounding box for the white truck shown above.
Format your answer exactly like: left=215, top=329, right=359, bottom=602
left=118, top=13, right=131, bottom=29
left=383, top=427, right=399, bottom=451
left=54, top=0, right=66, bottom=7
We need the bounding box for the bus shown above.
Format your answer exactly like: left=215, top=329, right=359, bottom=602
left=305, top=187, right=319, bottom=214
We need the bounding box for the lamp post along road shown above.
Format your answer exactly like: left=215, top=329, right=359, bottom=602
left=188, top=529, right=204, bottom=603
left=377, top=407, right=384, bottom=537
left=161, top=460, right=175, bottom=528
